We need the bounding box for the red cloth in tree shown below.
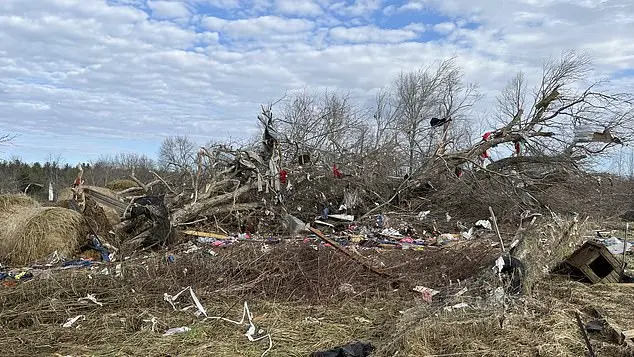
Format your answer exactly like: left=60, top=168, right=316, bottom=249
left=279, top=169, right=288, bottom=184
left=333, top=164, right=343, bottom=179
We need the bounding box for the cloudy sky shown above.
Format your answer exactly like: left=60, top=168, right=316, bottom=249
left=0, top=0, right=633, bottom=164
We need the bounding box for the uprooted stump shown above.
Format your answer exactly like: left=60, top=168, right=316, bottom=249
left=0, top=194, right=89, bottom=266
left=116, top=195, right=173, bottom=250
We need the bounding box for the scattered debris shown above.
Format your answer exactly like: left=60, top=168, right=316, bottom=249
left=205, top=301, right=273, bottom=357
left=329, top=214, right=355, bottom=222
left=474, top=219, right=492, bottom=230
left=163, top=326, right=191, bottom=336
left=61, top=315, right=85, bottom=328
left=78, top=294, right=103, bottom=307
left=164, top=286, right=207, bottom=317
left=311, top=341, right=374, bottom=357
left=412, top=286, right=440, bottom=303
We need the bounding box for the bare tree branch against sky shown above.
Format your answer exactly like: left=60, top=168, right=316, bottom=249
left=0, top=0, right=633, bottom=163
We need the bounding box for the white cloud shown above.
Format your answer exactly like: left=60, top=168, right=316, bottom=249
left=188, top=0, right=241, bottom=8
left=147, top=1, right=191, bottom=19
left=275, top=0, right=322, bottom=16
left=432, top=22, right=455, bottom=34
left=332, top=0, right=383, bottom=17
left=202, top=15, right=315, bottom=39
left=0, top=0, right=632, bottom=163
left=329, top=25, right=418, bottom=43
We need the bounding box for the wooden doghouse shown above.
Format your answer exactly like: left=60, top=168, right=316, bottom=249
left=565, top=241, right=623, bottom=283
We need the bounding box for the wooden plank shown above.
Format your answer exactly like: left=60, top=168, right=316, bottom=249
left=589, top=307, right=634, bottom=349
left=574, top=310, right=596, bottom=357
left=603, top=272, right=620, bottom=284
left=182, top=230, right=230, bottom=240
left=579, top=266, right=600, bottom=284
left=308, top=226, right=393, bottom=278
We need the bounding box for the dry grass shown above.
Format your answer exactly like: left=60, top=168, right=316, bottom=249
left=375, top=278, right=634, bottom=357
left=0, top=194, right=39, bottom=212
left=1, top=241, right=631, bottom=357
left=0, top=203, right=89, bottom=266
left=0, top=244, right=415, bottom=357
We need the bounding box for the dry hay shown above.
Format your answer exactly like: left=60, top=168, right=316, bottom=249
left=105, top=178, right=139, bottom=191
left=0, top=194, right=39, bottom=212
left=0, top=198, right=89, bottom=266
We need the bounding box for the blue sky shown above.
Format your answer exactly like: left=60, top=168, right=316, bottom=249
left=0, top=0, right=633, bottom=164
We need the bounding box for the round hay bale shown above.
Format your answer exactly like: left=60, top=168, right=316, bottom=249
left=105, top=179, right=139, bottom=192
left=0, top=206, right=89, bottom=266
left=0, top=194, right=39, bottom=212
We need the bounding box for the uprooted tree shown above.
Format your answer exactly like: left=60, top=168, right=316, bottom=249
left=68, top=51, right=634, bottom=251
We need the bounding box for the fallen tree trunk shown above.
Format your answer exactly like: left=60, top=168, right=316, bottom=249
left=171, top=183, right=254, bottom=225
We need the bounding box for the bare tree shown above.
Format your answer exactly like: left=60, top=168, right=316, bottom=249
left=489, top=50, right=633, bottom=163
left=393, top=58, right=477, bottom=173
left=277, top=90, right=365, bottom=163
left=158, top=135, right=197, bottom=173
left=370, top=88, right=398, bottom=150
left=0, top=134, right=13, bottom=146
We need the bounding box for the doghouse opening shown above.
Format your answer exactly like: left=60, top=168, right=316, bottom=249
left=588, top=254, right=613, bottom=279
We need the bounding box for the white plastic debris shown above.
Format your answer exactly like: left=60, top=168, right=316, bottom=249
left=354, top=317, right=372, bottom=324
left=62, top=315, right=85, bottom=328
left=115, top=263, right=123, bottom=278
left=474, top=220, right=492, bottom=230
left=417, top=210, right=431, bottom=220
left=143, top=317, right=158, bottom=332
left=185, top=244, right=200, bottom=254
left=494, top=255, right=506, bottom=275
left=163, top=287, right=208, bottom=317
left=163, top=288, right=272, bottom=357
left=601, top=237, right=632, bottom=255
left=461, top=227, right=475, bottom=240
left=163, top=326, right=191, bottom=336
left=78, top=294, right=103, bottom=307
left=446, top=212, right=452, bottom=222
left=444, top=303, right=470, bottom=312
left=329, top=214, right=354, bottom=222
left=303, top=317, right=323, bottom=324
left=204, top=301, right=273, bottom=357
left=380, top=228, right=402, bottom=237
left=454, top=287, right=468, bottom=297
